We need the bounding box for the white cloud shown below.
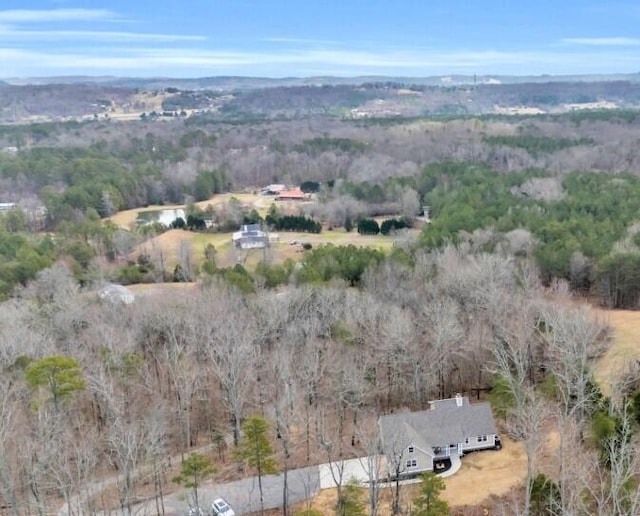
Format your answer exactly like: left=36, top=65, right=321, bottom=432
left=561, top=37, right=640, bottom=46
left=0, top=28, right=206, bottom=42
left=0, top=8, right=117, bottom=23
left=2, top=45, right=640, bottom=77
left=263, top=37, right=343, bottom=46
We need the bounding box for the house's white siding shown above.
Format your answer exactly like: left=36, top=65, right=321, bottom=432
left=395, top=446, right=433, bottom=477
left=433, top=434, right=497, bottom=458
left=237, top=239, right=267, bottom=249
left=461, top=433, right=497, bottom=453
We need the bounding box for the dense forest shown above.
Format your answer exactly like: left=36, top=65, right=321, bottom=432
left=2, top=79, right=640, bottom=514
left=1, top=247, right=638, bottom=515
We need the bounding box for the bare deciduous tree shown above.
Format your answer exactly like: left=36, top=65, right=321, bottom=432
left=355, top=414, right=384, bottom=516
left=491, top=314, right=549, bottom=516
left=203, top=288, right=258, bottom=445
left=107, top=417, right=148, bottom=515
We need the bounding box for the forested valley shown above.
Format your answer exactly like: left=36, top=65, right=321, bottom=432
left=1, top=80, right=640, bottom=515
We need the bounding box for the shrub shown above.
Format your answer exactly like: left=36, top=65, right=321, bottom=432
left=380, top=218, right=409, bottom=235
left=357, top=218, right=380, bottom=235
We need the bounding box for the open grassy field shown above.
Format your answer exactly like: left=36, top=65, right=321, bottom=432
left=132, top=227, right=418, bottom=270
left=108, top=193, right=304, bottom=229
left=113, top=192, right=416, bottom=274
left=594, top=309, right=640, bottom=396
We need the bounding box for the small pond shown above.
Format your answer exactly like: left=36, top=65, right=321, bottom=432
left=136, top=208, right=185, bottom=226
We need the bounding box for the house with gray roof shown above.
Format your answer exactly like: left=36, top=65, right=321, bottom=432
left=232, top=224, right=268, bottom=249
left=98, top=283, right=135, bottom=305
left=378, top=394, right=499, bottom=478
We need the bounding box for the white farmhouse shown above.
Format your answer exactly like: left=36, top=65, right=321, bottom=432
left=232, top=224, right=268, bottom=250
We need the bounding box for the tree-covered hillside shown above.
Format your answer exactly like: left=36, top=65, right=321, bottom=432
left=418, top=163, right=640, bottom=283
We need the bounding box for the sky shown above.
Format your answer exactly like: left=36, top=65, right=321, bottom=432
left=1, top=1, right=640, bottom=78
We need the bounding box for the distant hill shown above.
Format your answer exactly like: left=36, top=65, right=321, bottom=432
left=4, top=72, right=640, bottom=90
left=0, top=83, right=135, bottom=123
left=1, top=75, right=640, bottom=123
left=215, top=80, right=640, bottom=118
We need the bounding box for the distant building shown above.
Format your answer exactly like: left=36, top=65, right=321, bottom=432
left=276, top=188, right=306, bottom=201
left=98, top=283, right=135, bottom=305
left=0, top=203, right=17, bottom=212
left=261, top=184, right=286, bottom=195
left=232, top=224, right=268, bottom=249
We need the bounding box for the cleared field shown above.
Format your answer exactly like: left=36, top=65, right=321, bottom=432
left=109, top=193, right=279, bottom=229
left=132, top=227, right=417, bottom=270
left=594, top=309, right=640, bottom=396
left=132, top=229, right=198, bottom=268
left=111, top=193, right=409, bottom=270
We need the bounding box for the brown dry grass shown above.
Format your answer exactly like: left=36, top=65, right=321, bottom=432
left=303, top=436, right=527, bottom=513
left=131, top=227, right=417, bottom=272
left=113, top=193, right=416, bottom=274
left=264, top=228, right=409, bottom=262
left=109, top=193, right=279, bottom=229
left=215, top=228, right=410, bottom=269
left=593, top=309, right=640, bottom=396
left=439, top=436, right=526, bottom=507
left=131, top=229, right=198, bottom=268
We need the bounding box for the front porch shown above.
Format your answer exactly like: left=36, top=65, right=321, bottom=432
left=432, top=442, right=463, bottom=459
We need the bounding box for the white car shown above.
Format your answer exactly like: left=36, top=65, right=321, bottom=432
left=211, top=498, right=235, bottom=516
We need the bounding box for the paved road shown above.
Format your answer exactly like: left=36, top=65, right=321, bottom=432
left=161, top=466, right=321, bottom=515
left=319, top=456, right=381, bottom=489
left=57, top=454, right=375, bottom=515
left=55, top=442, right=227, bottom=516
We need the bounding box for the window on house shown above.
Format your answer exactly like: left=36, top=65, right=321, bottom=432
left=408, top=446, right=414, bottom=453
left=406, top=459, right=417, bottom=468
left=477, top=435, right=487, bottom=443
